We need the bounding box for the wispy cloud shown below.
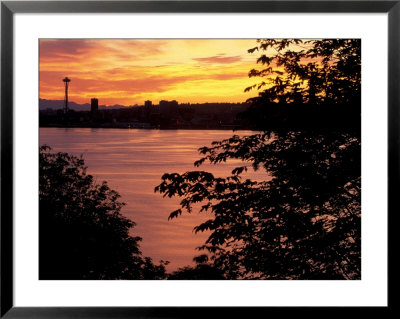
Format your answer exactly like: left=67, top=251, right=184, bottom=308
left=193, top=54, right=242, bottom=64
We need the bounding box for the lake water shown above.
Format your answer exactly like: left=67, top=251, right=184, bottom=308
left=39, top=128, right=267, bottom=271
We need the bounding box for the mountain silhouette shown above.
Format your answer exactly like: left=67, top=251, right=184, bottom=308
left=39, top=98, right=129, bottom=111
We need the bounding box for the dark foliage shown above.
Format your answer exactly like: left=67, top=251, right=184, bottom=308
left=168, top=255, right=225, bottom=280
left=156, top=39, right=361, bottom=280
left=242, top=39, right=360, bottom=132
left=39, top=145, right=167, bottom=280
left=245, top=39, right=360, bottom=106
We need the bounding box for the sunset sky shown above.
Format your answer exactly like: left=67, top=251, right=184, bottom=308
left=39, top=39, right=262, bottom=106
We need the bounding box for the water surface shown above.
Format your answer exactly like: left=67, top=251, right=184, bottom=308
left=40, top=128, right=266, bottom=271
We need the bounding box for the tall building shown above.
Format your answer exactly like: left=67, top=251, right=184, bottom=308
left=91, top=98, right=99, bottom=113
left=159, top=100, right=178, bottom=116
left=143, top=100, right=153, bottom=121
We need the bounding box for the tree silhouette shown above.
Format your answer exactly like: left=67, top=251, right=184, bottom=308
left=40, top=145, right=167, bottom=280
left=245, top=39, right=360, bottom=105
left=156, top=39, right=361, bottom=279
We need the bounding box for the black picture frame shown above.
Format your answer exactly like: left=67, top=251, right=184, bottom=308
left=1, top=0, right=396, bottom=317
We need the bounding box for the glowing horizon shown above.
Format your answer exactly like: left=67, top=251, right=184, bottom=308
left=39, top=39, right=264, bottom=106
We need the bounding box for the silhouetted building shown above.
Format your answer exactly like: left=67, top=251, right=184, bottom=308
left=143, top=100, right=152, bottom=120
left=159, top=100, right=178, bottom=116
left=91, top=98, right=99, bottom=113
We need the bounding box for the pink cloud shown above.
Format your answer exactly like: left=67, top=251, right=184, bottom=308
left=193, top=55, right=242, bottom=64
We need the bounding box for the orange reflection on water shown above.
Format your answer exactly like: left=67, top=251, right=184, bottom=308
left=39, top=128, right=267, bottom=271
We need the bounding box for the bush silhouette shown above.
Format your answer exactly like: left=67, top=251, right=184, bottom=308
left=168, top=255, right=225, bottom=280
left=39, top=145, right=167, bottom=280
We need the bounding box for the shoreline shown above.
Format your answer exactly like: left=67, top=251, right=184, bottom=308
left=39, top=125, right=256, bottom=131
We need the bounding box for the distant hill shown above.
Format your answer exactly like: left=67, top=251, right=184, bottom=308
left=39, top=99, right=129, bottom=111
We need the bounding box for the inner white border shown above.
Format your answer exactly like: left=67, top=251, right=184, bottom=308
left=14, top=13, right=388, bottom=307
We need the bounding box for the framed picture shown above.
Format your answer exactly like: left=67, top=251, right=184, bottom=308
left=1, top=0, right=395, bottom=317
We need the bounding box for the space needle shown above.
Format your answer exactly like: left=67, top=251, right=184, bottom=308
left=62, top=77, right=71, bottom=114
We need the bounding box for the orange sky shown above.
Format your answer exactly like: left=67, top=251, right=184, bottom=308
left=39, top=39, right=264, bottom=106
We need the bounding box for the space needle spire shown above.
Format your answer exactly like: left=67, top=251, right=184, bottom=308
left=62, top=77, right=71, bottom=114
